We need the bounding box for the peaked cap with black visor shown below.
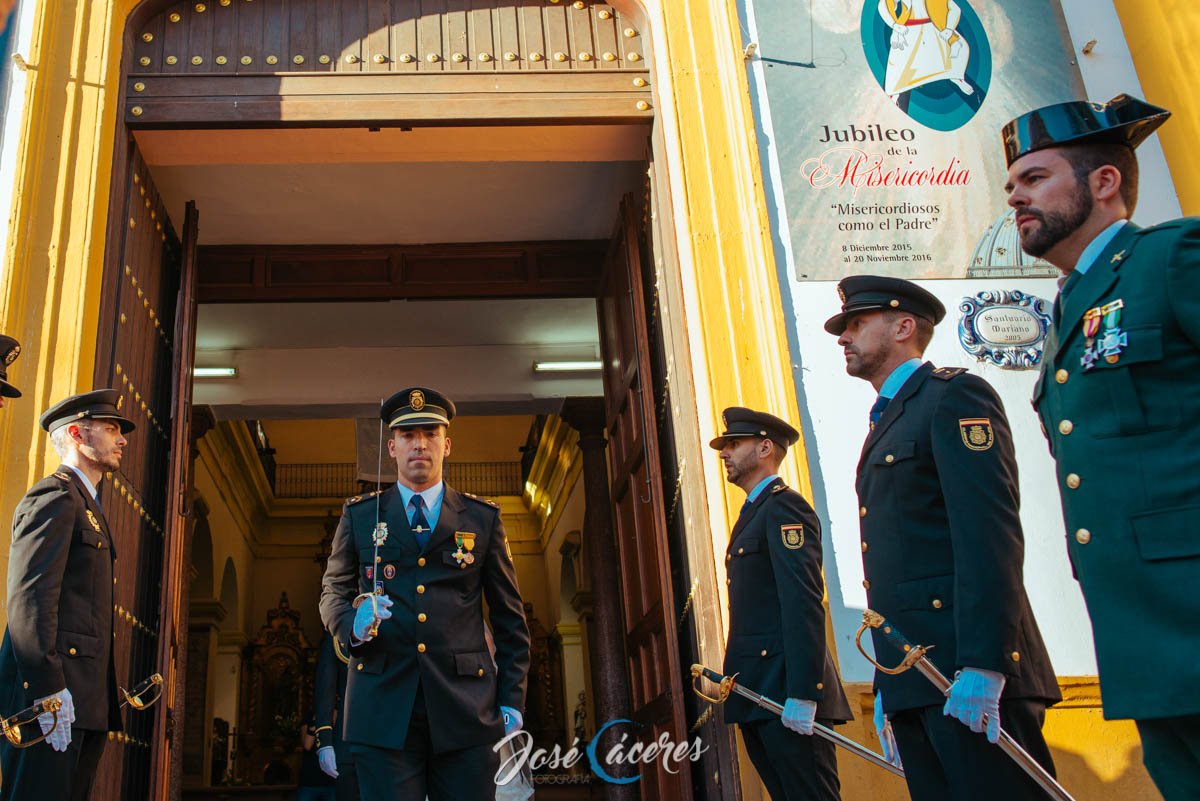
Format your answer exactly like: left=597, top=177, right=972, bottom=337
left=381, top=387, right=456, bottom=429
left=823, top=275, right=946, bottom=336
left=1001, top=93, right=1170, bottom=168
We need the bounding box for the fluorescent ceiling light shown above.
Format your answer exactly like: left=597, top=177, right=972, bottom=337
left=533, top=360, right=602, bottom=373
left=194, top=367, right=238, bottom=378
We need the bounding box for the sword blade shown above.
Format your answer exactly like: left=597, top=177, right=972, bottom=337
left=725, top=683, right=906, bottom=779
left=910, top=656, right=1075, bottom=801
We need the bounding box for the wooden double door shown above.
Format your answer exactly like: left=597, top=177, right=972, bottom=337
left=90, top=138, right=200, bottom=799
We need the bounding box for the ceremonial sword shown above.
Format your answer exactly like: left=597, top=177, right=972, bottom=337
left=0, top=696, right=62, bottom=748
left=855, top=610, right=1077, bottom=801
left=352, top=413, right=389, bottom=637
left=120, top=672, right=165, bottom=710
left=690, top=664, right=905, bottom=779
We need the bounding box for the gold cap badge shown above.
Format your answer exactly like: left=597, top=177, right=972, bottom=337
left=409, top=390, right=425, bottom=411
left=4, top=345, right=18, bottom=366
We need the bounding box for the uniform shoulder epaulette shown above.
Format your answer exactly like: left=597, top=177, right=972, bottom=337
left=771, top=483, right=788, bottom=494
left=931, top=367, right=967, bottom=380
left=53, top=471, right=71, bottom=482
left=462, top=491, right=500, bottom=509
left=345, top=490, right=380, bottom=507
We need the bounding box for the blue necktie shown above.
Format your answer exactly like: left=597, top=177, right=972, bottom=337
left=869, top=395, right=890, bottom=430
left=410, top=495, right=432, bottom=550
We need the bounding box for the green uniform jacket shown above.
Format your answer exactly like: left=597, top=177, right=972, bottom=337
left=319, top=483, right=530, bottom=753
left=0, top=468, right=121, bottom=732
left=1033, top=218, right=1200, bottom=721
left=857, top=364, right=1060, bottom=713
left=722, top=478, right=852, bottom=724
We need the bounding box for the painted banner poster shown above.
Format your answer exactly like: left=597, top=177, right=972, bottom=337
left=744, top=0, right=1086, bottom=280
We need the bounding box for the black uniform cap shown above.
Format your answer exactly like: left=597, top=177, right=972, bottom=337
left=1001, top=94, right=1170, bottom=168
left=709, top=407, right=800, bottom=451
left=381, top=387, right=456, bottom=429
left=40, top=388, right=136, bottom=433
left=824, top=275, right=945, bottom=335
left=0, top=335, right=21, bottom=398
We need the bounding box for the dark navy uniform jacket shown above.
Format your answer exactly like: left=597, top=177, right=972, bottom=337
left=0, top=468, right=121, bottom=732
left=723, top=478, right=852, bottom=724
left=320, top=483, right=530, bottom=754
left=856, top=363, right=1060, bottom=713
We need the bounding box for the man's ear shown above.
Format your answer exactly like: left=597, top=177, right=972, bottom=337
left=893, top=314, right=918, bottom=344
left=444, top=435, right=452, bottom=458
left=1092, top=164, right=1123, bottom=205
left=386, top=434, right=397, bottom=457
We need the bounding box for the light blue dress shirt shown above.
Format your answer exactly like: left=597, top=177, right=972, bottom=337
left=395, top=481, right=445, bottom=531
left=65, top=464, right=100, bottom=503
left=878, top=357, right=923, bottom=400
left=747, top=474, right=780, bottom=503
left=1072, top=219, right=1127, bottom=278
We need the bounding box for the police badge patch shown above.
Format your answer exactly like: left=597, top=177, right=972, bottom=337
left=781, top=524, right=804, bottom=550
left=959, top=418, right=994, bottom=451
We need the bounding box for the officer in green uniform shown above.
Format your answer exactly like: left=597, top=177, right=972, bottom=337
left=0, top=335, right=21, bottom=408
left=0, top=389, right=133, bottom=801
left=711, top=408, right=851, bottom=801
left=320, top=388, right=530, bottom=801
left=1002, top=94, right=1200, bottom=799
left=827, top=277, right=1060, bottom=801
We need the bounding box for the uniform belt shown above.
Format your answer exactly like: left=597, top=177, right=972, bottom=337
left=903, top=17, right=933, bottom=25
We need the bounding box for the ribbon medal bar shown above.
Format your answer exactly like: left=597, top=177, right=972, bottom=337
left=453, top=531, right=476, bottom=568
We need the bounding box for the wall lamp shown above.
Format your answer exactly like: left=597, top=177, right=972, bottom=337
left=533, top=360, right=602, bottom=373
left=193, top=367, right=238, bottom=378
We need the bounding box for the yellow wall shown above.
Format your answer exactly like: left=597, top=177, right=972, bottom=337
left=446, top=415, right=533, bottom=463
left=1114, top=1, right=1200, bottom=214
left=260, top=419, right=357, bottom=464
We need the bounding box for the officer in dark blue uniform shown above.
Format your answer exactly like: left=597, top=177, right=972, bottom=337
left=827, top=277, right=1060, bottom=801
left=313, top=634, right=359, bottom=801
left=712, top=408, right=851, bottom=801
left=1002, top=94, right=1200, bottom=800
left=0, top=390, right=132, bottom=801
left=0, top=336, right=21, bottom=409
left=320, top=387, right=530, bottom=801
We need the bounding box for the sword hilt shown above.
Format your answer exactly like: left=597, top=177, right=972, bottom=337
left=121, top=672, right=165, bottom=710
left=689, top=664, right=737, bottom=705
left=0, top=697, right=62, bottom=748
left=856, top=609, right=931, bottom=676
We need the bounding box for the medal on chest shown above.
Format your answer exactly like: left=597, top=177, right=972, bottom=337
left=453, top=531, right=476, bottom=568
left=1081, top=299, right=1126, bottom=370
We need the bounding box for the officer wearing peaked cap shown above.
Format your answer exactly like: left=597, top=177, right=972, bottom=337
left=829, top=276, right=1060, bottom=801
left=320, top=387, right=529, bottom=801
left=1002, top=94, right=1200, bottom=798
left=712, top=406, right=851, bottom=801
left=0, top=336, right=22, bottom=406
left=0, top=389, right=133, bottom=801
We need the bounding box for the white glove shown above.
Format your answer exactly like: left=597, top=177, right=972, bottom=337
left=874, top=691, right=902, bottom=768
left=780, top=698, right=817, bottom=735
left=317, top=745, right=339, bottom=778
left=352, top=593, right=393, bottom=642
left=501, top=706, right=523, bottom=735
left=944, top=668, right=1006, bottom=743
left=36, top=688, right=75, bottom=752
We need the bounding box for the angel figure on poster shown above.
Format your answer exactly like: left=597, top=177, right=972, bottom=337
left=877, top=0, right=974, bottom=104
